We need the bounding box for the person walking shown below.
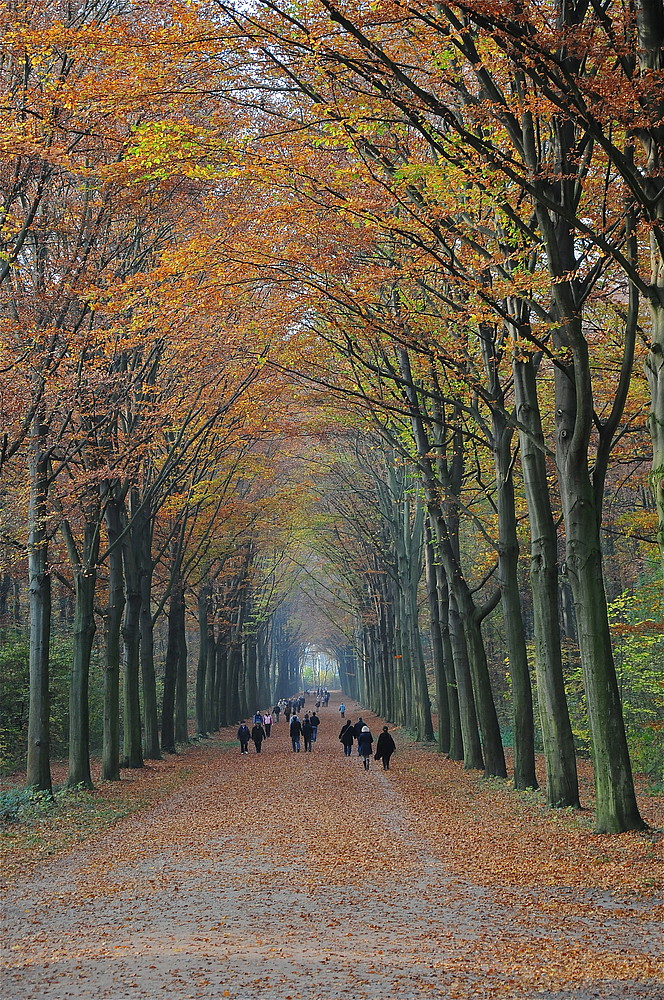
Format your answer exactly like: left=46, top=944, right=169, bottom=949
left=310, top=711, right=320, bottom=743
left=273, top=703, right=281, bottom=724
left=253, top=709, right=263, bottom=726
left=357, top=725, right=373, bottom=770
left=339, top=702, right=346, bottom=719
left=251, top=720, right=266, bottom=753
left=339, top=720, right=354, bottom=756
left=353, top=717, right=365, bottom=754
left=263, top=711, right=273, bottom=737
left=375, top=726, right=396, bottom=770
left=302, top=713, right=313, bottom=752
left=289, top=714, right=302, bottom=752
left=237, top=721, right=250, bottom=755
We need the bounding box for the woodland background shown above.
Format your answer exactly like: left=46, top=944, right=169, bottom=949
left=0, top=0, right=662, bottom=837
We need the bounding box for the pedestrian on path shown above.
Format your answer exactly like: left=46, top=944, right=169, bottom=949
left=353, top=717, right=365, bottom=754
left=290, top=714, right=302, bottom=752
left=302, top=714, right=313, bottom=752
left=251, top=721, right=266, bottom=753
left=237, top=722, right=250, bottom=754
left=339, top=702, right=346, bottom=719
left=339, top=720, right=354, bottom=756
left=375, top=726, right=396, bottom=770
left=263, top=711, right=273, bottom=737
left=310, top=711, right=320, bottom=742
left=357, top=725, right=373, bottom=770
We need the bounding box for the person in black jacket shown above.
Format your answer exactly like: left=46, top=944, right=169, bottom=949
left=353, top=717, right=365, bottom=755
left=375, top=726, right=396, bottom=770
left=289, top=714, right=302, bottom=752
left=302, top=714, right=313, bottom=752
left=237, top=722, right=250, bottom=754
left=357, top=725, right=374, bottom=770
left=251, top=721, right=266, bottom=753
left=339, top=720, right=354, bottom=756
left=310, top=711, right=321, bottom=743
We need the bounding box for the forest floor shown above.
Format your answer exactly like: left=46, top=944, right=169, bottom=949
left=1, top=694, right=662, bottom=1000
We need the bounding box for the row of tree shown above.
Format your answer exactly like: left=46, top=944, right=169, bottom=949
left=194, top=0, right=661, bottom=832
left=1, top=1, right=661, bottom=835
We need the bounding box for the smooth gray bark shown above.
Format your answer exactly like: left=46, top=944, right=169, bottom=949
left=26, top=418, right=52, bottom=794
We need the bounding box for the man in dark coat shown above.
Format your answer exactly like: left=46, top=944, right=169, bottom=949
left=237, top=722, right=250, bottom=754
left=375, top=726, right=396, bottom=770
left=302, top=714, right=313, bottom=752
left=310, top=711, right=321, bottom=743
left=251, top=721, right=266, bottom=753
left=339, top=720, right=354, bottom=756
left=357, top=725, right=374, bottom=771
left=353, top=717, right=365, bottom=754
left=289, top=714, right=302, bottom=752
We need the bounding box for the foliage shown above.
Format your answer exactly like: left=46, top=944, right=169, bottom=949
left=610, top=582, right=664, bottom=784
left=564, top=578, right=663, bottom=783
left=0, top=632, right=104, bottom=774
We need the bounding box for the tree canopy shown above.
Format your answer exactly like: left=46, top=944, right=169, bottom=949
left=1, top=0, right=662, bottom=834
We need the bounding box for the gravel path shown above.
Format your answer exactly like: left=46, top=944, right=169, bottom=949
left=2, top=701, right=661, bottom=1000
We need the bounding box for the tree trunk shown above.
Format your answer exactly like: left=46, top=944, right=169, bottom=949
left=424, top=525, right=450, bottom=753
left=161, top=584, right=181, bottom=754
left=214, top=637, right=226, bottom=727
left=122, top=523, right=143, bottom=769
left=559, top=429, right=644, bottom=831
left=448, top=588, right=484, bottom=770
left=135, top=502, right=160, bottom=760
left=175, top=586, right=188, bottom=744
left=26, top=417, right=52, bottom=794
left=227, top=641, right=242, bottom=724
left=513, top=350, right=580, bottom=807
left=478, top=321, right=537, bottom=788
left=244, top=633, right=259, bottom=717
left=67, top=520, right=98, bottom=789
left=103, top=497, right=124, bottom=781
left=196, top=584, right=211, bottom=735
left=493, top=414, right=537, bottom=789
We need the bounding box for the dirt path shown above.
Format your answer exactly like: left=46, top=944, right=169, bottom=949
left=2, top=696, right=662, bottom=1000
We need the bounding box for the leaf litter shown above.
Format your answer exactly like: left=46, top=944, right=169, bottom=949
left=1, top=693, right=662, bottom=1000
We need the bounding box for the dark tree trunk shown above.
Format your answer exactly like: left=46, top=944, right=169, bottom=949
left=67, top=519, right=99, bottom=789
left=103, top=497, right=124, bottom=781
left=493, top=412, right=537, bottom=790
left=513, top=349, right=580, bottom=808
left=432, top=552, right=463, bottom=761
left=175, top=587, right=188, bottom=744
left=122, top=522, right=143, bottom=769
left=196, top=584, right=211, bottom=735
left=161, top=583, right=182, bottom=754
left=135, top=501, right=160, bottom=760
left=424, top=525, right=450, bottom=754
left=26, top=417, right=52, bottom=794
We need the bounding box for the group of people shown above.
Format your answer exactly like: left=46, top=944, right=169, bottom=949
left=339, top=718, right=396, bottom=770
left=237, top=698, right=397, bottom=772
left=236, top=703, right=322, bottom=754
left=287, top=710, right=321, bottom=752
